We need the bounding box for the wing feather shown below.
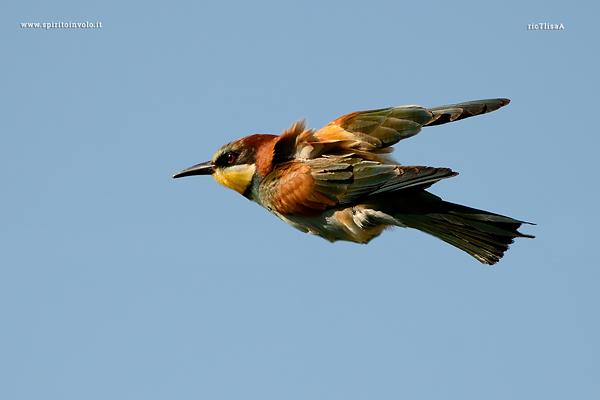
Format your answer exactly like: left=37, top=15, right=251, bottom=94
left=259, top=162, right=337, bottom=216
left=260, top=99, right=508, bottom=215
left=260, top=156, right=457, bottom=215
left=294, top=98, right=510, bottom=159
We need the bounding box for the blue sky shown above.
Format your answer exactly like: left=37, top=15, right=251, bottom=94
left=2, top=1, right=598, bottom=399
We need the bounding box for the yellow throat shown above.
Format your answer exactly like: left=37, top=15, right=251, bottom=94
left=213, top=164, right=256, bottom=195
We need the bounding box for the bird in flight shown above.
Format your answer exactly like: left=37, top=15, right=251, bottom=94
left=174, top=98, right=533, bottom=265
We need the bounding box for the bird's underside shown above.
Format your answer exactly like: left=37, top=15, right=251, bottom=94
left=276, top=188, right=533, bottom=265
left=173, top=98, right=534, bottom=265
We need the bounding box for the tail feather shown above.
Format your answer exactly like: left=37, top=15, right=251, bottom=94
left=384, top=190, right=534, bottom=265
left=401, top=214, right=531, bottom=265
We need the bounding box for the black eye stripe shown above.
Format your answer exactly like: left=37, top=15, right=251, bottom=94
left=216, top=151, right=239, bottom=167
left=214, top=146, right=258, bottom=167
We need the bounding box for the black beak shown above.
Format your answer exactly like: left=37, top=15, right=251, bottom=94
left=173, top=161, right=215, bottom=178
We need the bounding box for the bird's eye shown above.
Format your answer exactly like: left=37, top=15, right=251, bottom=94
left=226, top=152, right=236, bottom=164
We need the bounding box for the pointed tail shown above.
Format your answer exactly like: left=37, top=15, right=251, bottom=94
left=388, top=191, right=534, bottom=265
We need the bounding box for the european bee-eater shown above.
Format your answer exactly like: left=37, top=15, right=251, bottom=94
left=174, top=98, right=533, bottom=265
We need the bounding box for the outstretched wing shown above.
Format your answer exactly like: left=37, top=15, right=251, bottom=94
left=259, top=155, right=457, bottom=216
left=261, top=98, right=508, bottom=216
left=296, top=98, right=510, bottom=159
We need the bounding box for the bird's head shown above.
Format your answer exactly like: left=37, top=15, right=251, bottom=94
left=173, top=134, right=278, bottom=196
